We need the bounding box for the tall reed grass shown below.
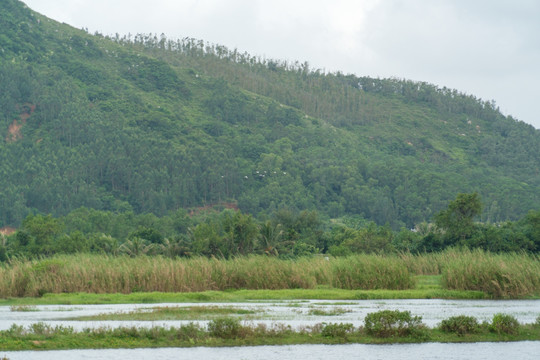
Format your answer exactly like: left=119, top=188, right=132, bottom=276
left=399, top=248, right=540, bottom=298
left=440, top=248, right=540, bottom=298
left=1, top=250, right=538, bottom=298
left=0, top=254, right=414, bottom=297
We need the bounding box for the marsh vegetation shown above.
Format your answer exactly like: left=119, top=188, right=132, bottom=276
left=0, top=311, right=538, bottom=351
left=0, top=249, right=538, bottom=300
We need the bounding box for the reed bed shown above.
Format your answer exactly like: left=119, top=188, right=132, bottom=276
left=0, top=254, right=413, bottom=297
left=399, top=249, right=540, bottom=298
left=331, top=255, right=414, bottom=290
left=440, top=248, right=540, bottom=298
left=1, top=250, right=538, bottom=298
left=399, top=251, right=451, bottom=275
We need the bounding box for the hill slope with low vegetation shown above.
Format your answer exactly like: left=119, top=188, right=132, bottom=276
left=1, top=0, right=539, bottom=234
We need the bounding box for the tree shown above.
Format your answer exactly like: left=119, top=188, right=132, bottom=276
left=523, top=210, right=540, bottom=251
left=20, top=214, right=64, bottom=255
left=222, top=211, right=259, bottom=256
left=128, top=226, right=164, bottom=244
left=434, top=192, right=482, bottom=246
left=119, top=237, right=155, bottom=257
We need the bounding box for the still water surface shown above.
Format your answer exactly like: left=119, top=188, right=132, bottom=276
left=1, top=299, right=539, bottom=330
left=3, top=342, right=540, bottom=360
left=1, top=299, right=539, bottom=359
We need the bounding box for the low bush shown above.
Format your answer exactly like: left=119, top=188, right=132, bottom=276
left=29, top=322, right=74, bottom=337
left=321, top=323, right=355, bottom=338
left=6, top=324, right=25, bottom=338
left=176, top=322, right=204, bottom=341
left=489, top=313, right=519, bottom=335
left=207, top=317, right=242, bottom=339
left=364, top=310, right=425, bottom=338
left=439, top=315, right=480, bottom=336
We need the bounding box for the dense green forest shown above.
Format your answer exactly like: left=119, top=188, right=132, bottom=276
left=1, top=194, right=540, bottom=261
left=1, top=0, right=539, bottom=236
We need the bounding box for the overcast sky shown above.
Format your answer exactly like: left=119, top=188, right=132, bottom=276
left=24, top=0, right=540, bottom=129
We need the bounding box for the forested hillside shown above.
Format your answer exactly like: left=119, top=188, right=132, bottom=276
left=1, top=0, right=539, bottom=230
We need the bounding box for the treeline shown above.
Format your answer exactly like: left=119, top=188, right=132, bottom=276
left=1, top=194, right=539, bottom=261
left=123, top=32, right=540, bottom=174
left=120, top=33, right=515, bottom=124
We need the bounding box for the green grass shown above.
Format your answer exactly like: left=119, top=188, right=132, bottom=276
left=415, top=275, right=443, bottom=290
left=0, top=282, right=486, bottom=306
left=71, top=306, right=258, bottom=321
left=307, top=307, right=351, bottom=316
left=9, top=305, right=38, bottom=312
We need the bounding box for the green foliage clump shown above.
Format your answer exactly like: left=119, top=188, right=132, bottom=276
left=364, top=310, right=425, bottom=338
left=320, top=322, right=355, bottom=338
left=207, top=317, right=243, bottom=339
left=439, top=315, right=480, bottom=336
left=175, top=322, right=204, bottom=341
left=489, top=313, right=520, bottom=335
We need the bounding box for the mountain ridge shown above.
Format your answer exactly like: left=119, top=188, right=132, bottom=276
left=0, top=0, right=538, bottom=228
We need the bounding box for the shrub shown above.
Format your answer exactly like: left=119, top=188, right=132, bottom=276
left=6, top=324, right=25, bottom=337
left=207, top=317, right=242, bottom=339
left=141, top=326, right=168, bottom=340
left=29, top=322, right=53, bottom=336
left=321, top=323, right=355, bottom=338
left=364, top=310, right=425, bottom=338
left=439, top=315, right=480, bottom=336
left=489, top=313, right=519, bottom=335
left=176, top=323, right=203, bottom=341
left=112, top=326, right=141, bottom=338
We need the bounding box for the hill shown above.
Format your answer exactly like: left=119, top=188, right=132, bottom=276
left=1, top=0, right=539, bottom=229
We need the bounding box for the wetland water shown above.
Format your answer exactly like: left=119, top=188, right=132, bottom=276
left=1, top=299, right=539, bottom=330
left=3, top=342, right=540, bottom=360
left=2, top=299, right=539, bottom=359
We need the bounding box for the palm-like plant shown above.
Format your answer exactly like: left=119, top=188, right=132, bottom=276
left=155, top=237, right=192, bottom=258
left=119, top=237, right=155, bottom=257
left=259, top=221, right=282, bottom=256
